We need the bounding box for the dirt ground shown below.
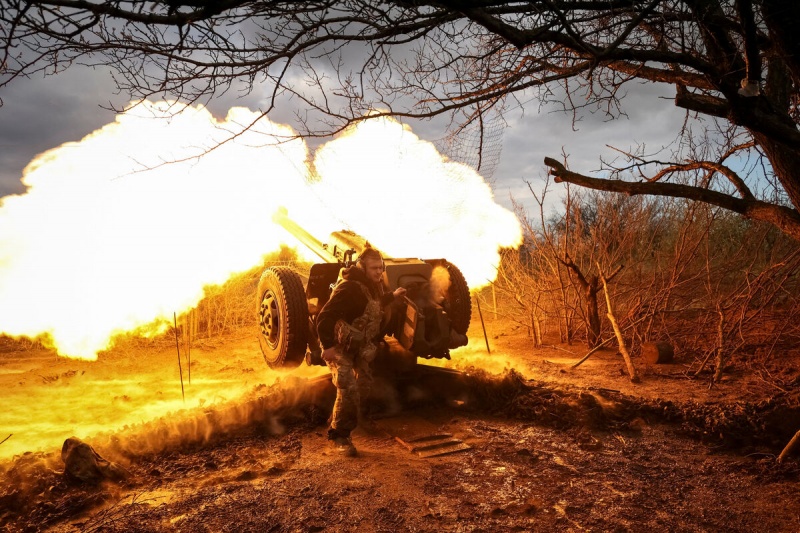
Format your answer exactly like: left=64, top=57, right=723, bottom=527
left=2, top=316, right=800, bottom=532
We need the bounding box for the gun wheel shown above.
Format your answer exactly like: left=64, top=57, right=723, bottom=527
left=444, top=262, right=471, bottom=335
left=258, top=266, right=308, bottom=369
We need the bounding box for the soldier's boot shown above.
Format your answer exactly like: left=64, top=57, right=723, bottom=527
left=330, top=435, right=358, bottom=457
left=305, top=348, right=324, bottom=366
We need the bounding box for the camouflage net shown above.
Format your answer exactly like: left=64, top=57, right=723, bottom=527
left=434, top=106, right=506, bottom=182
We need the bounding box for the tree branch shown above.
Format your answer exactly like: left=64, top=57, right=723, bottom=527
left=609, top=61, right=713, bottom=90
left=544, top=157, right=800, bottom=241
left=675, top=85, right=729, bottom=118
left=649, top=161, right=754, bottom=200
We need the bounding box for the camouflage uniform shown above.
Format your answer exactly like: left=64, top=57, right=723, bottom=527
left=317, top=266, right=391, bottom=440
left=326, top=282, right=383, bottom=436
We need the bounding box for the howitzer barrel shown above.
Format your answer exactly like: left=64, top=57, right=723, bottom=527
left=273, top=208, right=372, bottom=264
left=272, top=208, right=338, bottom=263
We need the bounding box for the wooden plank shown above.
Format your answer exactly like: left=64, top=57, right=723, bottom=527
left=417, top=442, right=471, bottom=458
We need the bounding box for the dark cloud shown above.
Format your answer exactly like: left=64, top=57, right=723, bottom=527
left=0, top=67, right=280, bottom=199
left=0, top=67, right=119, bottom=197
left=491, top=82, right=686, bottom=214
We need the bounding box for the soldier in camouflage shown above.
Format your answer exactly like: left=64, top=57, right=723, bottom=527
left=317, top=247, right=406, bottom=456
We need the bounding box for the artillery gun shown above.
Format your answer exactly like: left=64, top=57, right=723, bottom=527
left=257, top=209, right=471, bottom=369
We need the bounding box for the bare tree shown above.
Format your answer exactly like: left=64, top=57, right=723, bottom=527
left=2, top=1, right=800, bottom=238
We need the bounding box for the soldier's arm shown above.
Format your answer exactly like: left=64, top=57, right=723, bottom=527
left=380, top=287, right=406, bottom=307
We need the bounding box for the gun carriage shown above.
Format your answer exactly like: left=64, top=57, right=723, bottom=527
left=257, top=209, right=471, bottom=369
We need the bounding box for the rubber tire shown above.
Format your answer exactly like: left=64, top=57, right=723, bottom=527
left=257, top=266, right=308, bottom=369
left=445, top=262, right=471, bottom=335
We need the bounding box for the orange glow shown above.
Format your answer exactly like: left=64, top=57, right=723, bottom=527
left=0, top=337, right=327, bottom=461
left=0, top=102, right=520, bottom=360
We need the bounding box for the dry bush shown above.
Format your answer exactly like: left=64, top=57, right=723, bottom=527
left=498, top=185, right=800, bottom=379
left=188, top=245, right=307, bottom=340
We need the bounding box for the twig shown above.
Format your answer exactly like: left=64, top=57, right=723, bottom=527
left=545, top=344, right=580, bottom=356
left=756, top=370, right=789, bottom=394
left=0, top=433, right=12, bottom=446
left=174, top=312, right=185, bottom=403
left=588, top=387, right=621, bottom=394
left=571, top=314, right=649, bottom=369
left=778, top=429, right=800, bottom=463
left=187, top=319, right=192, bottom=385
left=184, top=311, right=192, bottom=385
left=692, top=348, right=716, bottom=377
left=570, top=336, right=616, bottom=368
left=80, top=494, right=158, bottom=533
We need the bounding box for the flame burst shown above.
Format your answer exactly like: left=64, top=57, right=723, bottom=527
left=309, top=118, right=522, bottom=284
left=0, top=102, right=520, bottom=359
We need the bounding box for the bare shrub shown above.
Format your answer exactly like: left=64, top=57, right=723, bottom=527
left=499, top=187, right=800, bottom=379
left=190, top=245, right=305, bottom=340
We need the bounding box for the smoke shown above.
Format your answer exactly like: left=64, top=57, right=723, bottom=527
left=429, top=266, right=452, bottom=303
left=0, top=102, right=520, bottom=359
left=98, top=375, right=334, bottom=460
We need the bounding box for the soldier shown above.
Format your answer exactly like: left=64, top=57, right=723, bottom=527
left=317, top=247, right=406, bottom=456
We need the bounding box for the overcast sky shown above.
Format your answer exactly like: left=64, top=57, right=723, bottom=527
left=0, top=62, right=687, bottom=216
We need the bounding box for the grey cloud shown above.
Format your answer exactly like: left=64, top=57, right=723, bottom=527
left=491, top=82, right=687, bottom=214
left=0, top=67, right=119, bottom=198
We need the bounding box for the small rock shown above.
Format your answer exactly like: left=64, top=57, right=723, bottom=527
left=235, top=470, right=258, bottom=481
left=61, top=437, right=128, bottom=484
left=265, top=465, right=285, bottom=476
left=629, top=417, right=647, bottom=432
left=506, top=502, right=537, bottom=515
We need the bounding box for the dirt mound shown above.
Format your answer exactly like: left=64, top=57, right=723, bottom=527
left=427, top=367, right=800, bottom=453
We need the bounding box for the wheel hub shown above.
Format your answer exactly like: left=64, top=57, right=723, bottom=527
left=260, top=290, right=280, bottom=349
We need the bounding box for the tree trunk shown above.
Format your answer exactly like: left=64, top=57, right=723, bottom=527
left=585, top=281, right=602, bottom=349
left=778, top=430, right=800, bottom=463
left=752, top=131, right=800, bottom=212
left=560, top=254, right=603, bottom=348
left=713, top=307, right=725, bottom=383
left=761, top=0, right=800, bottom=89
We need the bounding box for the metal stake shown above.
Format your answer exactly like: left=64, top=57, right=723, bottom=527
left=476, top=296, right=491, bottom=354
left=174, top=312, right=185, bottom=403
